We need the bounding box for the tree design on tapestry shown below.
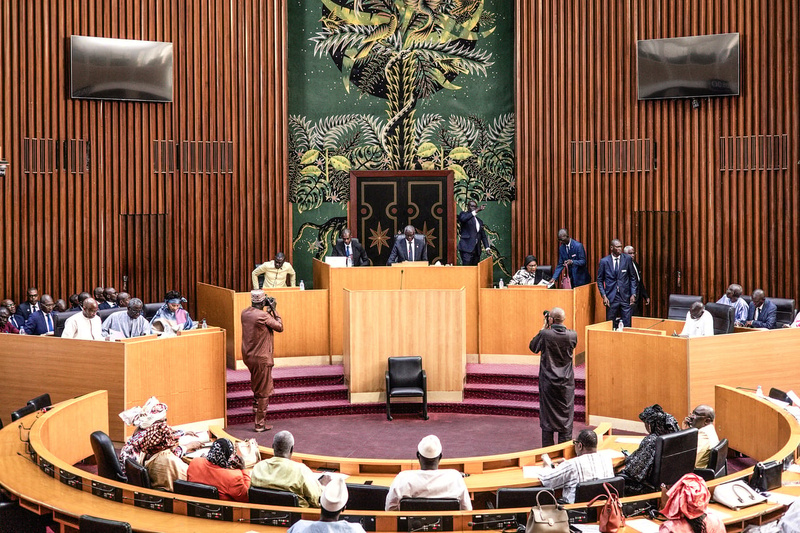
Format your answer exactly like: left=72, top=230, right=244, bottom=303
left=289, top=0, right=515, bottom=212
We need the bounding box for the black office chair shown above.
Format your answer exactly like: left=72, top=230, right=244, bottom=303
left=27, top=393, right=52, bottom=411
left=54, top=310, right=79, bottom=337
left=399, top=498, right=460, bottom=511
left=767, top=297, right=796, bottom=328
left=174, top=479, right=219, bottom=499
left=90, top=431, right=127, bottom=483
left=667, top=295, right=703, bottom=320
left=573, top=476, right=625, bottom=504
left=495, top=487, right=555, bottom=508
left=124, top=458, right=151, bottom=489
left=345, top=483, right=390, bottom=511
left=647, top=428, right=698, bottom=489
left=385, top=356, right=428, bottom=421
left=695, top=438, right=728, bottom=481
left=537, top=265, right=553, bottom=279
left=143, top=303, right=163, bottom=320
left=741, top=294, right=753, bottom=306
left=705, top=302, right=735, bottom=335
left=10, top=404, right=37, bottom=422
left=79, top=515, right=132, bottom=533
left=248, top=486, right=299, bottom=506
left=97, top=308, right=125, bottom=323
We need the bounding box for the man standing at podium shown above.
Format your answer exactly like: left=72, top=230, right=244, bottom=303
left=241, top=290, right=284, bottom=432
left=529, top=307, right=578, bottom=447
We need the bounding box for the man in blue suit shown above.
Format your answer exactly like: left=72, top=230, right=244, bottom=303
left=596, top=239, right=638, bottom=328
left=387, top=225, right=428, bottom=266
left=551, top=229, right=591, bottom=287
left=457, top=200, right=491, bottom=266
left=23, top=294, right=58, bottom=335
left=744, top=289, right=778, bottom=329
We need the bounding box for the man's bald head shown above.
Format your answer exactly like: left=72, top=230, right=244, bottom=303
left=82, top=298, right=99, bottom=319
left=550, top=307, right=566, bottom=323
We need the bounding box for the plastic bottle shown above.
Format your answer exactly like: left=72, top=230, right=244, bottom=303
left=617, top=321, right=624, bottom=332
left=299, top=280, right=305, bottom=291
left=201, top=318, right=208, bottom=329
left=498, top=278, right=505, bottom=289
left=756, top=385, right=764, bottom=397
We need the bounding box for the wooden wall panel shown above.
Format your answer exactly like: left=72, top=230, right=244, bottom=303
left=514, top=0, right=799, bottom=313
left=0, top=0, right=288, bottom=310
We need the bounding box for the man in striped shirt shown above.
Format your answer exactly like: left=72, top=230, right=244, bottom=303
left=537, top=429, right=615, bottom=503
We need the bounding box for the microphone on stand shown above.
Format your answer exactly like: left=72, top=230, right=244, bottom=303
left=645, top=318, right=668, bottom=329
left=400, top=269, right=405, bottom=290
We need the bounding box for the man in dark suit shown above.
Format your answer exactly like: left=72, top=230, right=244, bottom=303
left=332, top=228, right=369, bottom=266
left=457, top=200, right=491, bottom=266
left=99, top=287, right=118, bottom=310
left=624, top=245, right=650, bottom=316
left=23, top=294, right=58, bottom=335
left=596, top=239, right=638, bottom=328
left=387, top=225, right=428, bottom=266
left=15, top=287, right=40, bottom=321
left=1, top=299, right=25, bottom=331
left=745, top=289, right=778, bottom=329
left=551, top=229, right=591, bottom=287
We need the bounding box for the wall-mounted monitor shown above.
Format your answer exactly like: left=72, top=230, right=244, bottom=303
left=637, top=33, right=739, bottom=100
left=70, top=35, right=173, bottom=103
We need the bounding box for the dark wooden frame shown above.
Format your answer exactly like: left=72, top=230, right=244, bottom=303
left=349, top=170, right=456, bottom=265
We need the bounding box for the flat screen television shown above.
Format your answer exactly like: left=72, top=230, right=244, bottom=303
left=637, top=33, right=739, bottom=100
left=70, top=35, right=173, bottom=103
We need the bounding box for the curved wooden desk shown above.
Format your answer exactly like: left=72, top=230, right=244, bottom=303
left=1, top=386, right=798, bottom=532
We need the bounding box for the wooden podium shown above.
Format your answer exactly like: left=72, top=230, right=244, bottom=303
left=343, top=289, right=466, bottom=403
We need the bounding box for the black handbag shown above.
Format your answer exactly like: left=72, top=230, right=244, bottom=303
left=750, top=460, right=782, bottom=491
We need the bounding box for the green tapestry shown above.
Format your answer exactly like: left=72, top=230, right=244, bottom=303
left=289, top=0, right=515, bottom=285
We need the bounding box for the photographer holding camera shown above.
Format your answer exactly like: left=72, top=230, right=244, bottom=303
left=241, top=289, right=284, bottom=432
left=529, top=307, right=578, bottom=446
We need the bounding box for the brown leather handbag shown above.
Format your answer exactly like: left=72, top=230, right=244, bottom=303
left=588, top=482, right=625, bottom=533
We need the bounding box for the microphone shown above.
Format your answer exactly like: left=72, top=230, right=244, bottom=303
left=644, top=318, right=667, bottom=329
left=400, top=269, right=404, bottom=290
left=238, top=514, right=292, bottom=523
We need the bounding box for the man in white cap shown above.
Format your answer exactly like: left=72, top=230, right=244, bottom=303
left=287, top=476, right=366, bottom=533
left=241, top=289, right=283, bottom=432
left=384, top=435, right=472, bottom=511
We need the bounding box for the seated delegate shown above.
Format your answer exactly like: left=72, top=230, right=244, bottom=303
left=186, top=438, right=250, bottom=502
left=385, top=435, right=472, bottom=511
left=537, top=429, right=614, bottom=503
left=658, top=474, right=724, bottom=533
left=287, top=477, right=366, bottom=533
left=619, top=404, right=679, bottom=495
left=332, top=228, right=369, bottom=266
left=682, top=405, right=719, bottom=469
left=150, top=290, right=194, bottom=334
left=386, top=226, right=428, bottom=266
left=509, top=255, right=552, bottom=286
left=102, top=298, right=151, bottom=339
left=678, top=302, right=714, bottom=337
left=743, top=289, right=777, bottom=329
left=250, top=430, right=326, bottom=507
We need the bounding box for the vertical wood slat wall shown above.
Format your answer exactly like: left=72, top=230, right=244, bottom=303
left=515, top=0, right=799, bottom=316
left=0, top=0, right=288, bottom=307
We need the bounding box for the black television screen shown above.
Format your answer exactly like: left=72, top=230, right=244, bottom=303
left=637, top=33, right=739, bottom=100
left=70, top=35, right=173, bottom=103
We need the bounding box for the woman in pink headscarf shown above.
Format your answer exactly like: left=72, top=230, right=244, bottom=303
left=660, top=473, right=725, bottom=533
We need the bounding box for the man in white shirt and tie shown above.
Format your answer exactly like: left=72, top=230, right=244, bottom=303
left=332, top=228, right=369, bottom=266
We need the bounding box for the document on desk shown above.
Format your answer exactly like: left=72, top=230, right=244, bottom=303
left=706, top=508, right=732, bottom=520
left=766, top=492, right=800, bottom=506
left=522, top=465, right=551, bottom=478
left=614, top=437, right=644, bottom=445
left=569, top=525, right=600, bottom=532
left=625, top=519, right=661, bottom=533
left=597, top=449, right=625, bottom=460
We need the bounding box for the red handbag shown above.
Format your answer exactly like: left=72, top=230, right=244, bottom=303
left=560, top=268, right=572, bottom=289
left=588, top=482, right=625, bottom=533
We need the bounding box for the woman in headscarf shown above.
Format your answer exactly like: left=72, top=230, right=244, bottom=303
left=187, top=438, right=251, bottom=502
left=620, top=404, right=680, bottom=495
left=659, top=473, right=724, bottom=533
left=150, top=290, right=194, bottom=334
left=118, top=397, right=203, bottom=491
left=509, top=255, right=552, bottom=286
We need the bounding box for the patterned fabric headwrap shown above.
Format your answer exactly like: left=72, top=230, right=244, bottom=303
left=639, top=404, right=679, bottom=436
left=205, top=438, right=235, bottom=468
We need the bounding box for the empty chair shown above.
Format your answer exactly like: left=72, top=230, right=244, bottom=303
left=694, top=438, right=728, bottom=481
left=647, top=428, right=698, bottom=489
left=399, top=498, right=460, bottom=511
left=767, top=297, right=796, bottom=328
left=385, top=356, right=428, bottom=421
left=124, top=458, right=151, bottom=489
left=537, top=265, right=553, bottom=279
left=667, top=295, right=703, bottom=320
left=174, top=479, right=219, bottom=499
left=90, top=431, right=127, bottom=483
left=248, top=486, right=299, bottom=506
left=27, top=393, right=52, bottom=411
left=496, top=487, right=554, bottom=508
left=79, top=515, right=132, bottom=533
left=10, top=404, right=37, bottom=422
left=704, top=302, right=735, bottom=335
left=573, top=476, right=625, bottom=504
left=345, top=483, right=390, bottom=511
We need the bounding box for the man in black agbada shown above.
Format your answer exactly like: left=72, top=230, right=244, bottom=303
left=529, top=307, right=578, bottom=447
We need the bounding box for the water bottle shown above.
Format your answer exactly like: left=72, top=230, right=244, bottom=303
left=201, top=318, right=208, bottom=329
left=299, top=280, right=305, bottom=291
left=756, top=385, right=764, bottom=397
left=346, top=255, right=353, bottom=267
left=498, top=278, right=505, bottom=289
left=617, top=321, right=624, bottom=332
